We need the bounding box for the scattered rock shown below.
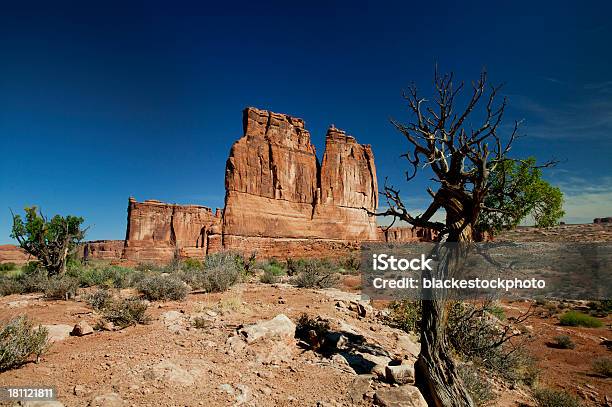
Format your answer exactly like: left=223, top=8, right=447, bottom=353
left=385, top=364, right=415, bottom=384
left=40, top=324, right=73, bottom=342
left=239, top=314, right=296, bottom=344
left=73, top=384, right=89, bottom=396
left=71, top=320, right=94, bottom=337
left=374, top=385, right=427, bottom=407
left=348, top=374, right=373, bottom=404
left=144, top=361, right=196, bottom=386
left=161, top=311, right=187, bottom=334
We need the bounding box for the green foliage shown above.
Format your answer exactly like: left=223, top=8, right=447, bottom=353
left=559, top=311, right=603, bottom=328
left=291, top=259, right=339, bottom=288
left=533, top=388, right=583, bottom=407
left=137, top=274, right=188, bottom=301
left=68, top=264, right=132, bottom=288
left=0, top=277, right=24, bottom=296
left=478, top=158, right=565, bottom=233
left=487, top=305, right=506, bottom=320
left=550, top=335, right=575, bottom=349
left=261, top=259, right=287, bottom=276
left=457, top=364, right=496, bottom=406
left=42, top=275, right=79, bottom=299
left=84, top=288, right=114, bottom=310
left=102, top=297, right=150, bottom=328
left=387, top=299, right=421, bottom=333
left=182, top=258, right=203, bottom=270
left=259, top=269, right=280, bottom=284
left=10, top=207, right=86, bottom=276
left=0, top=262, right=17, bottom=272
left=592, top=357, right=612, bottom=377
left=0, top=316, right=49, bottom=371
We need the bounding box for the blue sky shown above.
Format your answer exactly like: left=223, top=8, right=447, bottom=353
left=1, top=0, right=611, bottom=243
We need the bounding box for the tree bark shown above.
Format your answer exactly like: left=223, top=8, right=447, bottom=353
left=416, top=197, right=475, bottom=407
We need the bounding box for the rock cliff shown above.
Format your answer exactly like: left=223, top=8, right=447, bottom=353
left=74, top=107, right=435, bottom=263
left=221, top=108, right=379, bottom=256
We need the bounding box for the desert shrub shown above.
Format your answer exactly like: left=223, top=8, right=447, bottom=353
left=102, top=297, right=150, bottom=328
left=591, top=357, right=612, bottom=377
left=292, top=259, right=339, bottom=288
left=260, top=269, right=279, bottom=284
left=337, top=255, right=361, bottom=273
left=235, top=252, right=257, bottom=275
left=186, top=252, right=244, bottom=292
left=448, top=302, right=539, bottom=384
left=182, top=258, right=203, bottom=270
left=559, top=311, right=603, bottom=328
left=16, top=270, right=48, bottom=294
left=69, top=265, right=132, bottom=289
left=261, top=259, right=286, bottom=276
left=42, top=275, right=78, bottom=299
left=135, top=262, right=159, bottom=272
left=457, top=364, right=496, bottom=406
left=533, top=388, right=582, bottom=407
left=550, top=335, right=575, bottom=349
left=0, top=262, right=17, bottom=272
left=0, top=278, right=24, bottom=296
left=487, top=305, right=506, bottom=320
left=85, top=288, right=114, bottom=310
left=137, top=274, right=188, bottom=301
left=387, top=299, right=421, bottom=333
left=0, top=316, right=49, bottom=371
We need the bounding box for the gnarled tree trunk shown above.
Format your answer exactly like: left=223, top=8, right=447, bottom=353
left=415, top=197, right=475, bottom=407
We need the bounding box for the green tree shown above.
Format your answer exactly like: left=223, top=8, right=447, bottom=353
left=477, top=157, right=564, bottom=233
left=10, top=207, right=86, bottom=276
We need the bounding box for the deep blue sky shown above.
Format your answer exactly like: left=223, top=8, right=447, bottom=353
left=1, top=0, right=611, bottom=243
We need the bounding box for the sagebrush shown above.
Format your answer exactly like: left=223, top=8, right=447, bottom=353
left=0, top=316, right=48, bottom=371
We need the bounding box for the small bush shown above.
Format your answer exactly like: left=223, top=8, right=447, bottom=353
left=261, top=259, right=286, bottom=276
left=69, top=265, right=132, bottom=289
left=21, top=261, right=44, bottom=275
left=488, top=305, right=506, bottom=320
left=458, top=364, right=496, bottom=406
left=592, top=357, right=612, bottom=377
left=533, top=388, right=582, bottom=407
left=195, top=252, right=244, bottom=292
left=550, top=335, right=575, bottom=349
left=102, top=298, right=150, bottom=328
left=0, top=262, right=17, bottom=272
left=292, top=259, right=339, bottom=288
left=559, top=311, right=603, bottom=328
left=85, top=289, right=114, bottom=310
left=43, top=275, right=78, bottom=300
left=0, top=316, right=49, bottom=371
left=137, top=274, right=188, bottom=301
left=260, top=269, right=279, bottom=284
left=387, top=299, right=421, bottom=333
left=0, top=278, right=24, bottom=296
left=182, top=258, right=203, bottom=270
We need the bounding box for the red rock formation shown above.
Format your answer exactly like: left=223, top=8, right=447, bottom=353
left=0, top=244, right=34, bottom=265
left=221, top=108, right=379, bottom=257
left=123, top=198, right=221, bottom=262
left=94, top=107, right=436, bottom=263
left=81, top=240, right=125, bottom=261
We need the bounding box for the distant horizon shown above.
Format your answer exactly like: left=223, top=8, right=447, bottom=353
left=2, top=1, right=611, bottom=244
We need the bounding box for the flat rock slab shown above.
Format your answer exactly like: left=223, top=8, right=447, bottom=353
left=41, top=324, right=73, bottom=342
left=374, top=385, right=427, bottom=407
left=239, top=314, right=295, bottom=344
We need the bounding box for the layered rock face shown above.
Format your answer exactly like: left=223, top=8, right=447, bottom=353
left=122, top=198, right=221, bottom=262
left=221, top=108, right=379, bottom=256
left=77, top=107, right=435, bottom=263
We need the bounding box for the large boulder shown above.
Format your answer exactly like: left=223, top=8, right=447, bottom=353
left=374, top=385, right=427, bottom=407
left=238, top=314, right=296, bottom=344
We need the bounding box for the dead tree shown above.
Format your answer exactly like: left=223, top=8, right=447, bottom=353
left=370, top=69, right=555, bottom=406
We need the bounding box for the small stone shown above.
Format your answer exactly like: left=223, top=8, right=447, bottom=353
left=374, top=385, right=427, bottom=407
left=73, top=384, right=88, bottom=396
left=385, top=364, right=415, bottom=385
left=71, top=320, right=94, bottom=337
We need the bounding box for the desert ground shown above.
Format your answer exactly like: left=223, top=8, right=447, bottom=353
left=0, top=223, right=610, bottom=407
